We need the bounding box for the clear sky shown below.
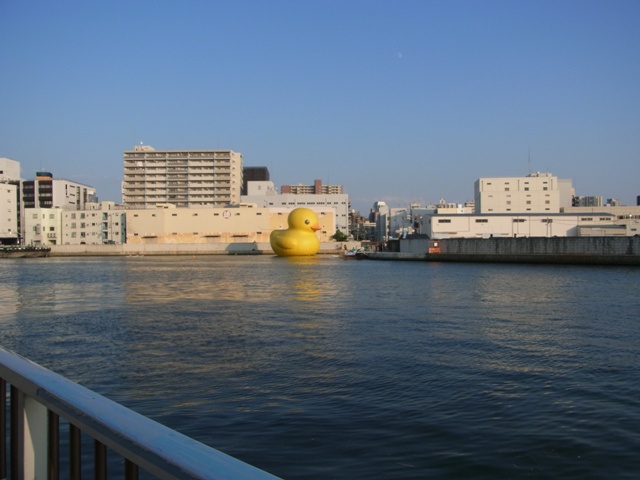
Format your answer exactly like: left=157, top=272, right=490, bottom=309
left=1, top=0, right=639, bottom=213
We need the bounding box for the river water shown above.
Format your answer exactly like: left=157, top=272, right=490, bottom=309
left=1, top=256, right=639, bottom=479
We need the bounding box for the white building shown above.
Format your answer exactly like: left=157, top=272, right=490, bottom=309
left=419, top=172, right=639, bottom=238
left=420, top=211, right=639, bottom=239
left=242, top=181, right=349, bottom=234
left=474, top=172, right=574, bottom=214
left=61, top=202, right=126, bottom=245
left=0, top=158, right=21, bottom=243
left=23, top=202, right=126, bottom=246
left=123, top=145, right=243, bottom=209
left=23, top=208, right=63, bottom=246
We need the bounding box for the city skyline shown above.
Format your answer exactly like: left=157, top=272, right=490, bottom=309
left=1, top=1, right=639, bottom=213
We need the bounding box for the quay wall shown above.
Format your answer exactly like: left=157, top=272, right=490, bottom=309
left=49, top=242, right=346, bottom=257
left=393, top=236, right=640, bottom=265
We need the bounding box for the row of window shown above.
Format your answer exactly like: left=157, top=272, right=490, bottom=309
left=438, top=218, right=582, bottom=224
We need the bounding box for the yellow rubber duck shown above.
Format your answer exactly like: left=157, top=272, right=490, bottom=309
left=270, top=208, right=321, bottom=256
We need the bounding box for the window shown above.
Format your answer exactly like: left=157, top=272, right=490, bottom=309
left=438, top=219, right=451, bottom=223
left=513, top=219, right=525, bottom=223
left=475, top=219, right=488, bottom=223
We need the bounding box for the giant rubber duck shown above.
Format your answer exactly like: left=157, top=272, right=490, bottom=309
left=270, top=208, right=321, bottom=256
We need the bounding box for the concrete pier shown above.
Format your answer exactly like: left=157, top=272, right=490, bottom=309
left=371, top=236, right=640, bottom=265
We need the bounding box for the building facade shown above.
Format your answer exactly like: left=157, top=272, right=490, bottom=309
left=474, top=172, right=574, bottom=214
left=23, top=208, right=63, bottom=246
left=281, top=179, right=343, bottom=195
left=242, top=181, right=349, bottom=234
left=60, top=202, right=126, bottom=245
left=20, top=171, right=96, bottom=210
left=0, top=158, right=21, bottom=244
left=125, top=204, right=336, bottom=244
left=23, top=202, right=126, bottom=246
left=242, top=166, right=269, bottom=195
left=123, top=145, right=243, bottom=209
left=420, top=211, right=640, bottom=239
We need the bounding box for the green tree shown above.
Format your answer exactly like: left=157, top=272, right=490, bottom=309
left=331, top=229, right=348, bottom=242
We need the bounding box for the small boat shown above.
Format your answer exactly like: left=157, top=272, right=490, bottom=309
left=341, top=248, right=368, bottom=260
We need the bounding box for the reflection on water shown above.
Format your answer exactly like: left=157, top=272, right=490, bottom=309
left=1, top=257, right=640, bottom=479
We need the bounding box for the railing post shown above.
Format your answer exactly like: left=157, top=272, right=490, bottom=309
left=10, top=386, right=24, bottom=479
left=70, top=424, right=81, bottom=480
left=23, top=394, right=49, bottom=479
left=1, top=378, right=6, bottom=479
left=48, top=411, right=59, bottom=480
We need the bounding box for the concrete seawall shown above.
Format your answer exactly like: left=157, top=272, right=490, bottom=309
left=49, top=242, right=348, bottom=257
left=376, top=236, right=640, bottom=265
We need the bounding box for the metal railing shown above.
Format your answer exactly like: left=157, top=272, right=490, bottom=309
left=1, top=346, right=280, bottom=479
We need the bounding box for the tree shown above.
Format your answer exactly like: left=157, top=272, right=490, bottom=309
left=331, top=229, right=348, bottom=242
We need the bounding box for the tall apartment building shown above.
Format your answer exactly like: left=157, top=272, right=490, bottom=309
left=281, top=179, right=343, bottom=195
left=474, top=172, right=574, bottom=214
left=123, top=145, right=243, bottom=209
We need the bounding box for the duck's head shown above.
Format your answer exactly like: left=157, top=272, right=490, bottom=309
left=288, top=208, right=321, bottom=232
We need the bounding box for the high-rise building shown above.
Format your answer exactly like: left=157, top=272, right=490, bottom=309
left=122, top=145, right=243, bottom=209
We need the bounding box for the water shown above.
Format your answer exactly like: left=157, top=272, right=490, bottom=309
left=1, top=256, right=639, bottom=479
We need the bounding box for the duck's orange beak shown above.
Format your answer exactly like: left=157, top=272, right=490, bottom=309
left=311, top=223, right=321, bottom=231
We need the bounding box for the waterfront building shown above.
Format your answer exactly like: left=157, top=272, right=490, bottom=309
left=60, top=202, right=126, bottom=245
left=418, top=172, right=639, bottom=238
left=122, top=145, right=243, bottom=209
left=125, top=204, right=336, bottom=244
left=12, top=169, right=97, bottom=244
left=420, top=209, right=640, bottom=239
left=242, top=181, right=349, bottom=234
left=0, top=158, right=20, bottom=244
left=23, top=208, right=63, bottom=246
left=474, top=172, right=574, bottom=214
left=23, top=202, right=125, bottom=246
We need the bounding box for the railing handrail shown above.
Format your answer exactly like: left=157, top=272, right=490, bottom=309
left=0, top=346, right=280, bottom=479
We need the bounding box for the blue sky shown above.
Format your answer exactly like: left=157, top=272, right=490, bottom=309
left=1, top=0, right=639, bottom=213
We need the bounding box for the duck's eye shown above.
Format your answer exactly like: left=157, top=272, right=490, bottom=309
left=305, top=219, right=310, bottom=225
